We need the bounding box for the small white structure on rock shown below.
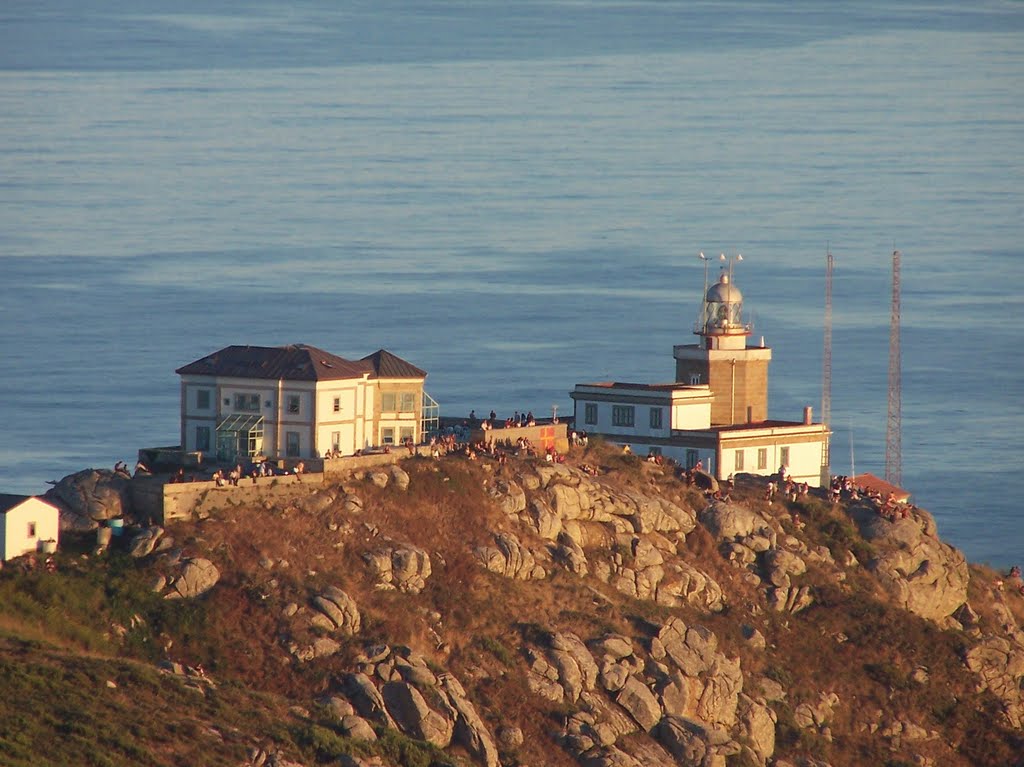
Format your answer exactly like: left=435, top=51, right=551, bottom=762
left=0, top=495, right=59, bottom=561
left=177, top=344, right=438, bottom=462
left=572, top=259, right=830, bottom=485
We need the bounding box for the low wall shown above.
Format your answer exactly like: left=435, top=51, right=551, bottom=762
left=132, top=448, right=433, bottom=523
left=323, top=446, right=430, bottom=478
left=472, top=422, right=570, bottom=454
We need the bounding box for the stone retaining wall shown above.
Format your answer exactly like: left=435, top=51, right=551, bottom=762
left=133, top=448, right=430, bottom=523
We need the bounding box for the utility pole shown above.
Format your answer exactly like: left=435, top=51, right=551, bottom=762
left=822, top=248, right=833, bottom=474
left=885, top=249, right=902, bottom=486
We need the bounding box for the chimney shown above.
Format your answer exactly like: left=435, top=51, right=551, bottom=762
left=803, top=406, right=813, bottom=425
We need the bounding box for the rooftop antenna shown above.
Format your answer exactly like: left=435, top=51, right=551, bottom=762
left=885, top=248, right=902, bottom=486
left=698, top=252, right=711, bottom=330
left=699, top=251, right=710, bottom=298
left=731, top=252, right=743, bottom=283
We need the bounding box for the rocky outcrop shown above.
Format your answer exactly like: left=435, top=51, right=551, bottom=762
left=793, top=691, right=840, bottom=740
left=46, top=468, right=133, bottom=530
left=965, top=636, right=1024, bottom=728
left=440, top=674, right=500, bottom=767
left=382, top=680, right=454, bottom=746
left=698, top=500, right=771, bottom=541
left=593, top=536, right=725, bottom=613
left=489, top=467, right=697, bottom=545
left=128, top=525, right=164, bottom=558
left=654, top=618, right=743, bottom=728
left=850, top=505, right=969, bottom=621
left=475, top=532, right=548, bottom=580
left=655, top=716, right=739, bottom=766
left=164, top=557, right=220, bottom=599
left=332, top=646, right=497, bottom=766
left=364, top=545, right=431, bottom=593
left=737, top=693, right=777, bottom=765
left=311, top=586, right=361, bottom=635
left=530, top=617, right=756, bottom=766
left=389, top=465, right=411, bottom=491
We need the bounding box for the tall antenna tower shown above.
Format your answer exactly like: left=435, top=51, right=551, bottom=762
left=823, top=250, right=831, bottom=475
left=885, top=249, right=902, bottom=485
left=821, top=249, right=833, bottom=439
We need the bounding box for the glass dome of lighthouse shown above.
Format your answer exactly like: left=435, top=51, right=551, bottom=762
left=696, top=267, right=752, bottom=350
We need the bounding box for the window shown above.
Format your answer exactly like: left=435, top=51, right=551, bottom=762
left=382, top=392, right=397, bottom=411
left=649, top=407, right=663, bottom=429
left=331, top=432, right=340, bottom=451
left=196, top=426, right=211, bottom=452
left=381, top=427, right=395, bottom=445
left=234, top=393, right=260, bottom=412
left=734, top=450, right=744, bottom=471
left=196, top=389, right=211, bottom=410
left=285, top=431, right=300, bottom=457
left=400, top=392, right=416, bottom=411
left=612, top=405, right=635, bottom=427
left=780, top=446, right=790, bottom=468
left=689, top=373, right=701, bottom=385
left=400, top=426, right=414, bottom=443
left=584, top=403, right=598, bottom=425
left=686, top=449, right=699, bottom=469
left=333, top=397, right=341, bottom=413
left=757, top=448, right=768, bottom=470
left=27, top=522, right=36, bottom=538
left=287, top=395, right=300, bottom=414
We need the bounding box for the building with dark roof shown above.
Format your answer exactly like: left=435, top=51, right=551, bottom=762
left=176, top=344, right=437, bottom=462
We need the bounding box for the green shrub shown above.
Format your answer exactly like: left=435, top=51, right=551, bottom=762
left=477, top=636, right=515, bottom=668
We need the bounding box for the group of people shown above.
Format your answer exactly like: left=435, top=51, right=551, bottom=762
left=114, top=459, right=150, bottom=478
left=469, top=409, right=537, bottom=430
left=6, top=554, right=57, bottom=574
left=1004, top=565, right=1024, bottom=596
left=765, top=475, right=810, bottom=506
left=208, top=460, right=302, bottom=486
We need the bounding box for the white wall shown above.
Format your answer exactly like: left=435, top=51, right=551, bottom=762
left=573, top=398, right=670, bottom=442
left=720, top=437, right=826, bottom=486
left=672, top=401, right=712, bottom=430
left=2, top=498, right=59, bottom=561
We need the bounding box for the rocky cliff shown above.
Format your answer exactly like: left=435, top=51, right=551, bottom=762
left=2, top=445, right=1021, bottom=767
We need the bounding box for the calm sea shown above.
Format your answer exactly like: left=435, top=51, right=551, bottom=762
left=1, top=1, right=1022, bottom=567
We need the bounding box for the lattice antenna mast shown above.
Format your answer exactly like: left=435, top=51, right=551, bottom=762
left=885, top=249, right=902, bottom=485
left=821, top=248, right=833, bottom=445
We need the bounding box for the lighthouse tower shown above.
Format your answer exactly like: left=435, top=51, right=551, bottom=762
left=673, top=265, right=771, bottom=425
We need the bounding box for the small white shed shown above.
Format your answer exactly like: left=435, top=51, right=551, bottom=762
left=0, top=495, right=60, bottom=561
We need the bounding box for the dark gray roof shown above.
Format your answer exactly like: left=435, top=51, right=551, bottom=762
left=360, top=349, right=427, bottom=379
left=0, top=494, right=33, bottom=514
left=177, top=344, right=425, bottom=382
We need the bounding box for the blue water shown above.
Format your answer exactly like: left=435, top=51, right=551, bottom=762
left=1, top=1, right=1022, bottom=567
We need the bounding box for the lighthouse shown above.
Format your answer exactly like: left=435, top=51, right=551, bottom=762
left=673, top=263, right=771, bottom=426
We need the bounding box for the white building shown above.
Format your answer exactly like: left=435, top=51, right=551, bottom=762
left=571, top=264, right=830, bottom=486
left=0, top=495, right=59, bottom=561
left=176, top=344, right=437, bottom=462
